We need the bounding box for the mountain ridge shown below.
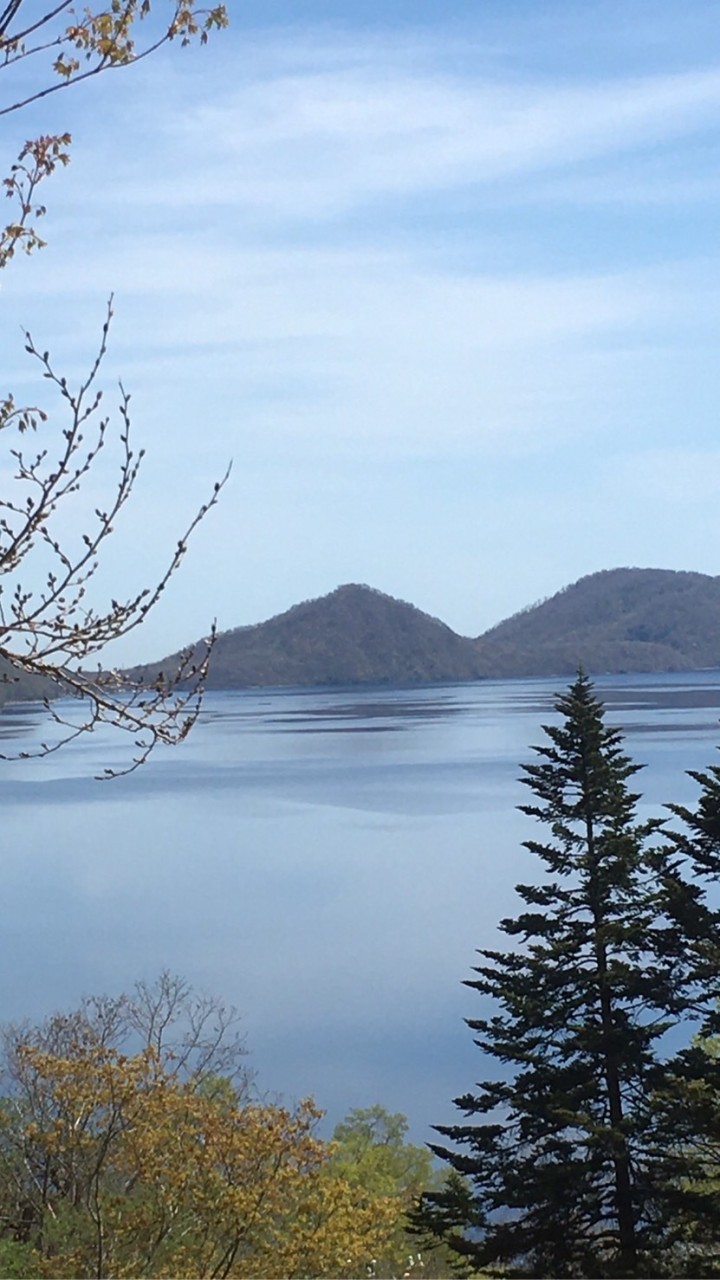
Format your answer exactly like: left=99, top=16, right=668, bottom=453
left=127, top=568, right=720, bottom=690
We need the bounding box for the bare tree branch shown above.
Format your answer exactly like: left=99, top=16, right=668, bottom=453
left=0, top=0, right=229, bottom=774
left=0, top=300, right=230, bottom=775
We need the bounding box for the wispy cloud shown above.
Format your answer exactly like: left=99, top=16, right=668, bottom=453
left=10, top=228, right=718, bottom=467
left=83, top=44, right=720, bottom=220
left=4, top=14, right=720, bottom=654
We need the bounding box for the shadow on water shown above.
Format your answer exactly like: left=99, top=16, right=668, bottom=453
left=200, top=689, right=471, bottom=732
left=0, top=701, right=52, bottom=741
left=266, top=696, right=466, bottom=732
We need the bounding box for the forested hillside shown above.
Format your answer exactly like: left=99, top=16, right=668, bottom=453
left=473, top=567, right=720, bottom=676
left=129, top=583, right=488, bottom=689
left=129, top=569, right=720, bottom=690
left=0, top=660, right=60, bottom=708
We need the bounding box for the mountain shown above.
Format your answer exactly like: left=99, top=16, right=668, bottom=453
left=0, top=658, right=62, bottom=708
left=129, top=569, right=720, bottom=691
left=131, top=584, right=487, bottom=689
left=473, top=568, right=720, bottom=677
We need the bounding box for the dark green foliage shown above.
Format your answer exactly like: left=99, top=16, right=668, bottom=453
left=667, top=760, right=720, bottom=884
left=409, top=1170, right=479, bottom=1276
left=420, top=673, right=720, bottom=1277
left=658, top=765, right=720, bottom=1043
left=0, top=1239, right=43, bottom=1278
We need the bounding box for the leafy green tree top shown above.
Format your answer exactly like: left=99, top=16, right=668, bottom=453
left=332, top=1105, right=435, bottom=1199
left=331, top=1105, right=461, bottom=1278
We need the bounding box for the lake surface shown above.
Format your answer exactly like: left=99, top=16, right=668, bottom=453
left=3, top=671, right=720, bottom=1145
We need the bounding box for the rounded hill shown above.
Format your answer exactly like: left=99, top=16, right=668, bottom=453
left=474, top=568, right=720, bottom=676
left=157, top=584, right=486, bottom=689
left=127, top=569, right=720, bottom=690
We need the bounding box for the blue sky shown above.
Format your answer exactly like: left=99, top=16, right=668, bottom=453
left=3, top=0, right=720, bottom=662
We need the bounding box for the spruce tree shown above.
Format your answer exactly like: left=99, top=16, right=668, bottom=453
left=664, top=763, right=720, bottom=1034
left=420, top=673, right=720, bottom=1278
left=667, top=759, right=720, bottom=884
left=650, top=756, right=720, bottom=1258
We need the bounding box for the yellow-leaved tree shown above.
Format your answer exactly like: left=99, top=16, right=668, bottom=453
left=0, top=976, right=402, bottom=1278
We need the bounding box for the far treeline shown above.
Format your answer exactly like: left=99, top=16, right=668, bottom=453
left=128, top=569, right=720, bottom=692
left=5, top=674, right=720, bottom=1277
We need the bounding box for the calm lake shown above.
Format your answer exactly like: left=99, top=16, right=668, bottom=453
left=4, top=671, right=720, bottom=1145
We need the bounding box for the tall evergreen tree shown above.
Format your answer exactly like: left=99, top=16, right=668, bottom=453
left=649, top=752, right=720, bottom=1257
left=667, top=758, right=720, bottom=884
left=664, top=762, right=720, bottom=1038
left=419, top=673, right=720, bottom=1278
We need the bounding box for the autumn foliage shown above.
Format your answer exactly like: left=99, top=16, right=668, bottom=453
left=0, top=984, right=400, bottom=1278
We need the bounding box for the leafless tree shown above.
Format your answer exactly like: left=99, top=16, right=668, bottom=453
left=0, top=970, right=251, bottom=1094
left=0, top=0, right=229, bottom=773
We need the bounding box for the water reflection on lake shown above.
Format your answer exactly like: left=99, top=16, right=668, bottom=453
left=3, top=671, right=720, bottom=1143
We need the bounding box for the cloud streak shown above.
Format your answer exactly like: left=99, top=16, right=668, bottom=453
left=88, top=47, right=720, bottom=220
left=4, top=12, right=720, bottom=655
